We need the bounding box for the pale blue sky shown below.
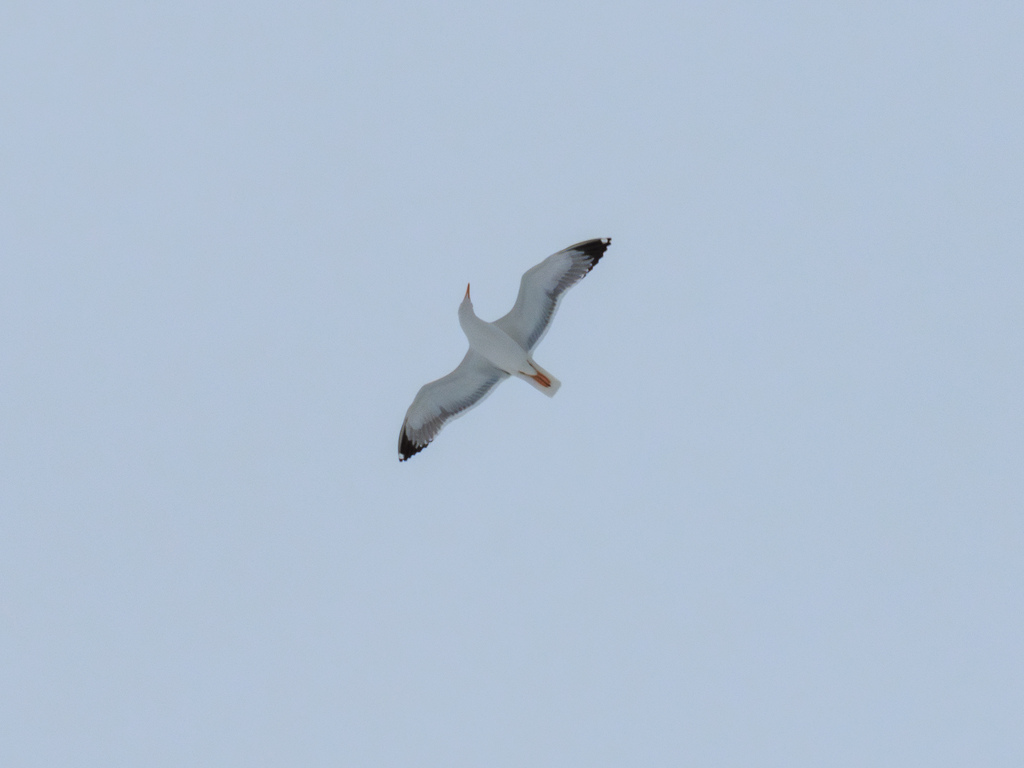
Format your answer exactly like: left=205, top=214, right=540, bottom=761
left=2, top=2, right=1022, bottom=766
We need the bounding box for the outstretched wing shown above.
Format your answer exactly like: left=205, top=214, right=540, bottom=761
left=398, top=349, right=510, bottom=461
left=493, top=238, right=610, bottom=352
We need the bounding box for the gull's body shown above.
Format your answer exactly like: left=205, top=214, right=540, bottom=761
left=398, top=237, right=611, bottom=461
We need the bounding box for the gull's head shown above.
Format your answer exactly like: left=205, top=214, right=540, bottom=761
left=458, top=282, right=474, bottom=322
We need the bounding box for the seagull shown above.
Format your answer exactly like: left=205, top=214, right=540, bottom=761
left=398, top=237, right=611, bottom=461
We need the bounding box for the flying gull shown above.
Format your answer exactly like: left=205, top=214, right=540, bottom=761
left=398, top=237, right=611, bottom=461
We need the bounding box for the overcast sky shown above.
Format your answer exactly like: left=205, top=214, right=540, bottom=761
left=2, top=2, right=1022, bottom=766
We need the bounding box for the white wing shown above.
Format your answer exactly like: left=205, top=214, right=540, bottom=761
left=398, top=349, right=510, bottom=460
left=494, top=238, right=610, bottom=352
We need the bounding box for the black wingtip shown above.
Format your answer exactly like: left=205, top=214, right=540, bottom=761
left=398, top=428, right=425, bottom=462
left=568, top=237, right=611, bottom=270
left=565, top=240, right=610, bottom=276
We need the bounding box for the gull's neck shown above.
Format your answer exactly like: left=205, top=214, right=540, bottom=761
left=458, top=298, right=480, bottom=336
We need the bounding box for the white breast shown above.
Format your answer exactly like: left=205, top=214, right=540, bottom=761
left=459, top=303, right=530, bottom=375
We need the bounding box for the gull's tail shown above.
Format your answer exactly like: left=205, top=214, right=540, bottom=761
left=517, top=360, right=561, bottom=397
